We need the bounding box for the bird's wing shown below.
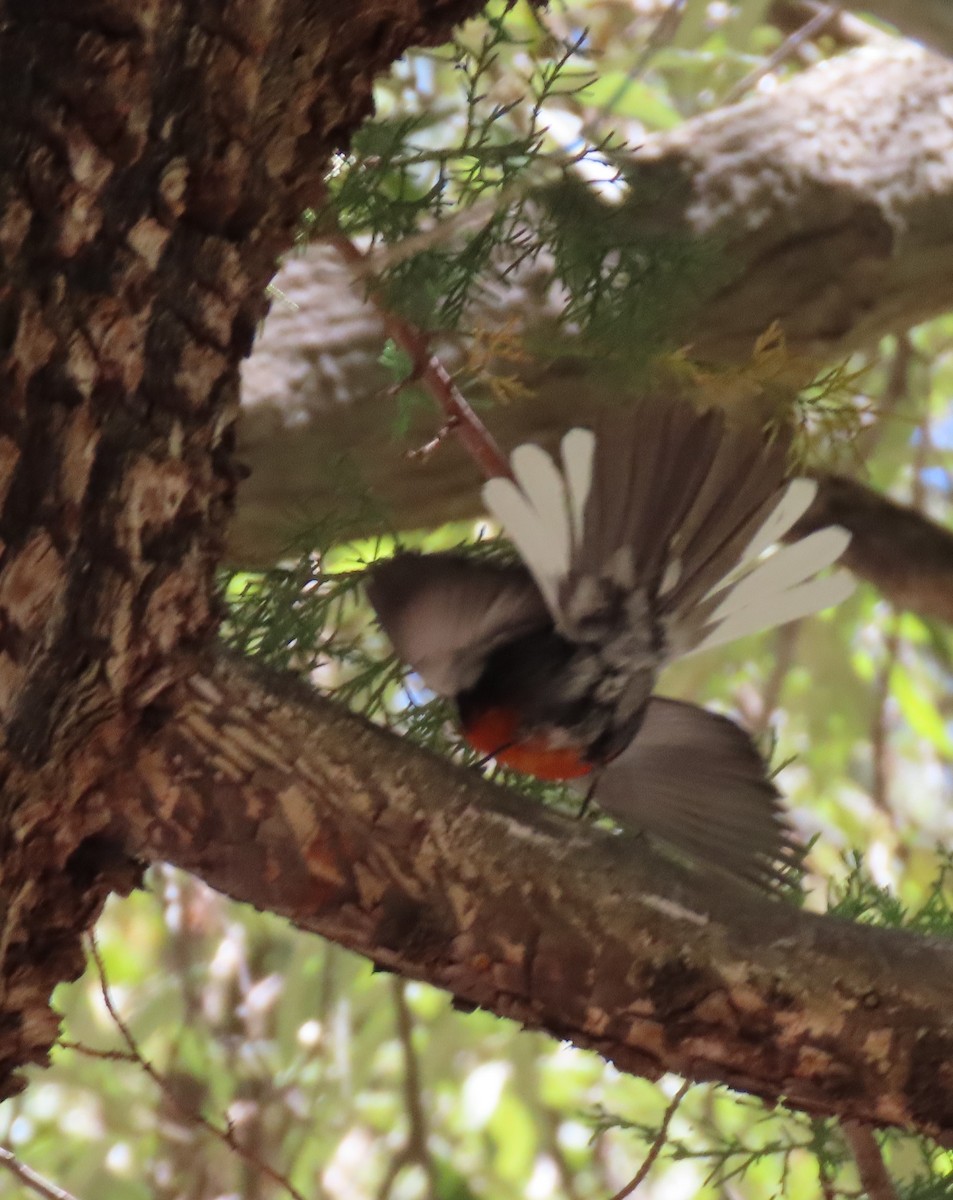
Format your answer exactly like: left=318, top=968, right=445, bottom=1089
left=573, top=697, right=799, bottom=888
left=366, top=552, right=549, bottom=696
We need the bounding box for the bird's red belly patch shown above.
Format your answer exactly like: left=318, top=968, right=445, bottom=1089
left=462, top=707, right=593, bottom=781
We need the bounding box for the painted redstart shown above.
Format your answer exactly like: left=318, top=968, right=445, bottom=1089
left=366, top=395, right=854, bottom=884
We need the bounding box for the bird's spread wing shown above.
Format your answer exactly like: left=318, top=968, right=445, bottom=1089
left=573, top=697, right=799, bottom=888
left=366, top=552, right=549, bottom=696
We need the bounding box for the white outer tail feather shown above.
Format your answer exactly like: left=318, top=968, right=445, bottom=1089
left=707, top=527, right=851, bottom=623
left=483, top=425, right=854, bottom=660
left=735, top=478, right=818, bottom=565
left=560, top=428, right=596, bottom=547
left=482, top=429, right=596, bottom=617
left=689, top=570, right=854, bottom=655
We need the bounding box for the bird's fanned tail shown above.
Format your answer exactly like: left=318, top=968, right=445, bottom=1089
left=482, top=397, right=855, bottom=667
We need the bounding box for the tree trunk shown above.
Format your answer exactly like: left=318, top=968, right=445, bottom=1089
left=0, top=0, right=482, bottom=1099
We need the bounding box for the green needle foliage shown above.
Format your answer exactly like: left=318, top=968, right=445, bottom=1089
left=318, top=8, right=721, bottom=371
left=220, top=524, right=580, bottom=809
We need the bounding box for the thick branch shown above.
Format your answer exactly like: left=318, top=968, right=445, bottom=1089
left=104, top=650, right=953, bottom=1142
left=234, top=44, right=953, bottom=564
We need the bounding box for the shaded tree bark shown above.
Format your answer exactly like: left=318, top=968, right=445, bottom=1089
left=795, top=477, right=953, bottom=626
left=0, top=0, right=483, bottom=1098
left=234, top=43, right=953, bottom=566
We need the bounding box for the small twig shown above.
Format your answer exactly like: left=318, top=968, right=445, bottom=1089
left=751, top=620, right=802, bottom=739
left=597, top=0, right=688, bottom=115
left=325, top=224, right=513, bottom=482
left=607, top=1079, right=691, bottom=1200
left=406, top=416, right=460, bottom=462
left=389, top=978, right=438, bottom=1200
left=723, top=5, right=836, bottom=104
left=870, top=624, right=899, bottom=823
left=817, top=1155, right=837, bottom=1200
left=0, top=1147, right=83, bottom=1200
left=86, top=934, right=307, bottom=1200
left=58, top=1039, right=138, bottom=1063
left=841, top=1120, right=899, bottom=1200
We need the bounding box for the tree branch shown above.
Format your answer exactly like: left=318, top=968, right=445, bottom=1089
left=325, top=223, right=513, bottom=481
left=796, top=475, right=953, bottom=626
left=0, top=1148, right=82, bottom=1200
left=841, top=1121, right=900, bottom=1200
left=234, top=43, right=953, bottom=566
left=97, top=649, right=953, bottom=1143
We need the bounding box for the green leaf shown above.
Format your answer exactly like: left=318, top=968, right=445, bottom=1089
left=892, top=663, right=953, bottom=756
left=379, top=338, right=415, bottom=383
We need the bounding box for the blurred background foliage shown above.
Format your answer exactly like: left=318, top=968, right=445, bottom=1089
left=7, top=1, right=953, bottom=1197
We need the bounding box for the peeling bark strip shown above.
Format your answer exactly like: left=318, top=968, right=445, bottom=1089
left=0, top=0, right=483, bottom=1098
left=111, top=652, right=953, bottom=1143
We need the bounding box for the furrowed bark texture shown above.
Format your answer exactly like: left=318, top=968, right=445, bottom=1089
left=104, top=652, right=953, bottom=1142
left=0, top=0, right=482, bottom=1098
left=234, top=43, right=953, bottom=564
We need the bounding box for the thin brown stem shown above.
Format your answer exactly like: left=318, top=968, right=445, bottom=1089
left=58, top=1039, right=138, bottom=1063
left=325, top=226, right=513, bottom=482
left=724, top=5, right=836, bottom=103
left=0, top=1147, right=82, bottom=1200
left=841, top=1121, right=899, bottom=1200
left=870, top=625, right=900, bottom=823
left=751, top=620, right=802, bottom=739
left=87, top=934, right=307, bottom=1200
left=607, top=1080, right=691, bottom=1200
left=390, top=978, right=439, bottom=1199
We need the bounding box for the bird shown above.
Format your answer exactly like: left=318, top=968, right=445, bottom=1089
left=365, top=394, right=854, bottom=885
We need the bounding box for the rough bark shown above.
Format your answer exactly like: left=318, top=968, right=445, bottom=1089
left=233, top=43, right=953, bottom=564
left=0, top=0, right=482, bottom=1099
left=99, top=650, right=953, bottom=1142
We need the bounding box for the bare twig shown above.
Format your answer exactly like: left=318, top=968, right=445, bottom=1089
left=841, top=1121, right=899, bottom=1200
left=378, top=979, right=439, bottom=1200
left=325, top=224, right=513, bottom=482
left=870, top=624, right=899, bottom=823
left=750, top=620, right=802, bottom=739
left=599, top=0, right=688, bottom=113
left=607, top=1080, right=691, bottom=1200
left=0, top=1147, right=83, bottom=1200
left=87, top=934, right=307, bottom=1200
left=58, top=1039, right=138, bottom=1063
left=769, top=0, right=888, bottom=48
left=724, top=5, right=837, bottom=104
